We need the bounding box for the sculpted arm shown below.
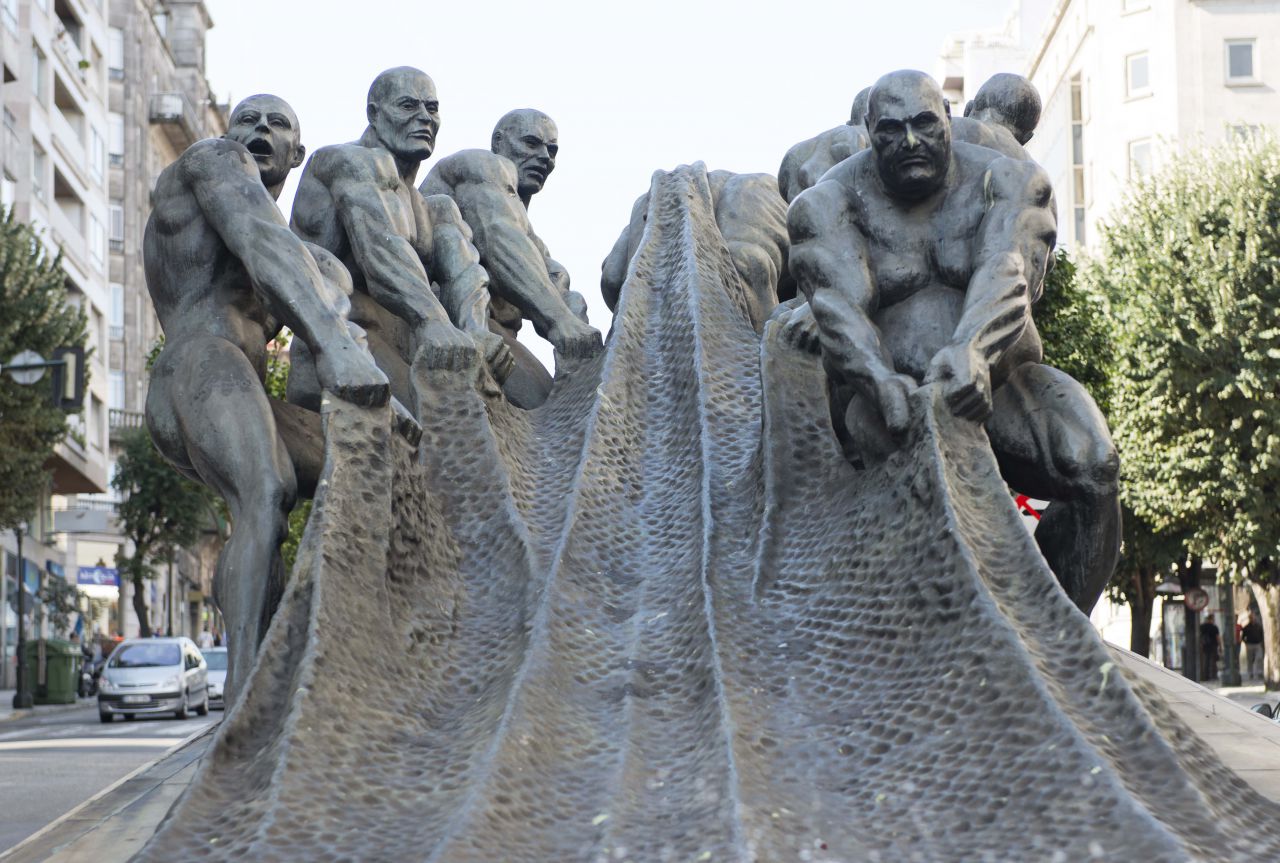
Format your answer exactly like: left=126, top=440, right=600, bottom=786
left=317, top=151, right=451, bottom=332
left=182, top=141, right=387, bottom=405
left=789, top=181, right=915, bottom=433
left=927, top=159, right=1056, bottom=420
left=448, top=164, right=597, bottom=353
left=420, top=194, right=492, bottom=336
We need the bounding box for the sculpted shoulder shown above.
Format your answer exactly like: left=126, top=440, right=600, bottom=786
left=960, top=144, right=1053, bottom=209
left=424, top=149, right=518, bottom=196
left=170, top=137, right=259, bottom=186
left=305, top=141, right=398, bottom=188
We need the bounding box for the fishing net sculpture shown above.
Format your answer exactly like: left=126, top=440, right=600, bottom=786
left=136, top=164, right=1280, bottom=862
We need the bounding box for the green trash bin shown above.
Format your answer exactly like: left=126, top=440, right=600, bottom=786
left=22, top=638, right=80, bottom=705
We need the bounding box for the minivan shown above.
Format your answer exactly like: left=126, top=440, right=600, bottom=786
left=97, top=637, right=209, bottom=722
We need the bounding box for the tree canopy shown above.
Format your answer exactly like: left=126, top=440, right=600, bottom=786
left=0, top=211, right=87, bottom=529
left=112, top=427, right=217, bottom=636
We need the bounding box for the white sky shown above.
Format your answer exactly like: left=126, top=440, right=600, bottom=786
left=204, top=0, right=1013, bottom=363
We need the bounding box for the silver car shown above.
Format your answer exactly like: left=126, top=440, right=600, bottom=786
left=202, top=647, right=227, bottom=709
left=97, top=637, right=209, bottom=722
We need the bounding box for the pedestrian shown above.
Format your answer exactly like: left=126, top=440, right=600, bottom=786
left=1199, top=613, right=1220, bottom=681
left=1242, top=611, right=1265, bottom=680
left=197, top=628, right=214, bottom=649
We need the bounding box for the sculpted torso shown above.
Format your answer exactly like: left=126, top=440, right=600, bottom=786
left=145, top=139, right=277, bottom=370
left=292, top=142, right=432, bottom=331
left=827, top=142, right=1043, bottom=380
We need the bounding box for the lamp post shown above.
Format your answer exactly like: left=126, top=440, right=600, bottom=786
left=12, top=525, right=31, bottom=709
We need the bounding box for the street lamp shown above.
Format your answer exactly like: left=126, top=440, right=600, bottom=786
left=3, top=348, right=86, bottom=709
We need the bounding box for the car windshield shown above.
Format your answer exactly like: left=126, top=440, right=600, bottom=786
left=203, top=651, right=227, bottom=670
left=110, top=643, right=180, bottom=668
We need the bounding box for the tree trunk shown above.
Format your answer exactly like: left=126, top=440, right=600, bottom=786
left=1128, top=566, right=1156, bottom=657
left=1248, top=579, right=1280, bottom=691
left=130, top=572, right=151, bottom=638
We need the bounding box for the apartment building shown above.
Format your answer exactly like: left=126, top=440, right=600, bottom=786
left=1, top=1, right=224, bottom=680
left=0, top=0, right=113, bottom=686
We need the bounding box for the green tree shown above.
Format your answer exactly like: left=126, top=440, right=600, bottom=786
left=1038, top=248, right=1193, bottom=657
left=0, top=211, right=87, bottom=530
left=112, top=428, right=218, bottom=636
left=1084, top=134, right=1280, bottom=685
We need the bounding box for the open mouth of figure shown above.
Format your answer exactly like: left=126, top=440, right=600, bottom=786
left=410, top=131, right=435, bottom=144
left=245, top=138, right=274, bottom=157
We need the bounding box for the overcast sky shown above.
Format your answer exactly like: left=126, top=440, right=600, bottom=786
left=205, top=0, right=1014, bottom=362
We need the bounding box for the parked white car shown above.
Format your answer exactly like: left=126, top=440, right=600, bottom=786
left=202, top=647, right=227, bottom=709
left=97, top=637, right=209, bottom=723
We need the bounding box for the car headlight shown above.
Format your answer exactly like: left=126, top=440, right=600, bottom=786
left=165, top=673, right=182, bottom=690
left=99, top=677, right=114, bottom=693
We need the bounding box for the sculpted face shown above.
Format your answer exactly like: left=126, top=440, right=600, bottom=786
left=492, top=110, right=558, bottom=200
left=225, top=95, right=303, bottom=191
left=367, top=68, right=440, bottom=163
left=866, top=71, right=951, bottom=202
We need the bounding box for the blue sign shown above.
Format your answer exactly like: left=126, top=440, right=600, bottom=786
left=77, top=566, right=119, bottom=587
left=46, top=561, right=64, bottom=579
left=22, top=559, right=38, bottom=592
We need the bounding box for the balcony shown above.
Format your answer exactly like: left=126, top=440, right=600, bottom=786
left=53, top=499, right=120, bottom=536
left=149, top=92, right=199, bottom=151
left=53, top=28, right=88, bottom=85
left=109, top=408, right=145, bottom=433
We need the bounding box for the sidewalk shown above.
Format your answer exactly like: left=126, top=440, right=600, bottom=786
left=0, top=690, right=94, bottom=723
left=1204, top=678, right=1275, bottom=711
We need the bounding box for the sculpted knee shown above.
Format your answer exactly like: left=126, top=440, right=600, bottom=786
left=1055, top=433, right=1119, bottom=499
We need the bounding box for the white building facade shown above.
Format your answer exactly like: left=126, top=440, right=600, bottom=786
left=940, top=0, right=1280, bottom=251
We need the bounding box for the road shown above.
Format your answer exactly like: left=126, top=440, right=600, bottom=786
left=0, top=704, right=218, bottom=854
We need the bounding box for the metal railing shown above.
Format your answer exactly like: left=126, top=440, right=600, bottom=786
left=54, top=28, right=87, bottom=82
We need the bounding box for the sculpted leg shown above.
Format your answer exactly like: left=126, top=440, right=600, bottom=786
left=164, top=339, right=297, bottom=704
left=987, top=363, right=1121, bottom=613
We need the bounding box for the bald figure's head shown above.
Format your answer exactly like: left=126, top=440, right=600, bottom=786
left=866, top=70, right=951, bottom=201
left=491, top=108, right=559, bottom=204
left=967, top=73, right=1041, bottom=145
left=366, top=67, right=440, bottom=163
left=225, top=94, right=303, bottom=197
left=848, top=87, right=872, bottom=126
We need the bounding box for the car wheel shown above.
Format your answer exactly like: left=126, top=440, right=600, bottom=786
left=175, top=693, right=189, bottom=720
left=196, top=691, right=209, bottom=716
left=98, top=711, right=112, bottom=724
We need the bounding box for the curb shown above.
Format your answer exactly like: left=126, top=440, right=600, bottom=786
left=0, top=699, right=95, bottom=724
left=0, top=723, right=215, bottom=861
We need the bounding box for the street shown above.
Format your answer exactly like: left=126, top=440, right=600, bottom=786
left=0, top=704, right=217, bottom=854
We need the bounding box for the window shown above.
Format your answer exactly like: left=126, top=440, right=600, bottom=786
left=152, top=9, right=168, bottom=39
left=109, top=282, right=123, bottom=339
left=1128, top=139, right=1153, bottom=179
left=1226, top=39, right=1257, bottom=84
left=2, top=0, right=17, bottom=36
left=1127, top=52, right=1150, bottom=97
left=1070, top=75, right=1086, bottom=246
left=1233, top=124, right=1262, bottom=142
left=90, top=126, right=104, bottom=183
left=108, top=112, right=124, bottom=165
left=31, top=144, right=46, bottom=202
left=31, top=44, right=46, bottom=106
left=108, top=370, right=125, bottom=410
left=1, top=174, right=14, bottom=211
left=107, top=28, right=124, bottom=80
left=89, top=212, right=104, bottom=265
left=109, top=202, right=123, bottom=250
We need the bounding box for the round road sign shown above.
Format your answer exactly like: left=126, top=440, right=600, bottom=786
left=5, top=350, right=47, bottom=386
left=1184, top=587, right=1209, bottom=612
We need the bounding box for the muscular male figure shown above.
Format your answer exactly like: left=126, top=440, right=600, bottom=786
left=291, top=67, right=513, bottom=412
left=423, top=108, right=601, bottom=407
left=145, top=95, right=389, bottom=702
left=789, top=70, right=1119, bottom=612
